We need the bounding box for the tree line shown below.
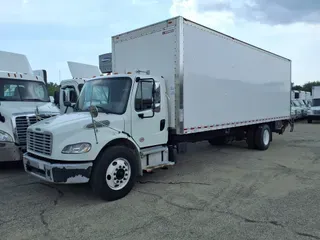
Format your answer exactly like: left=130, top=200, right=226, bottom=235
left=47, top=82, right=60, bottom=96
left=292, top=81, right=320, bottom=92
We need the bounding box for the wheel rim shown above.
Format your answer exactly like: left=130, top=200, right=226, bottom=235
left=106, top=158, right=131, bottom=190
left=262, top=129, right=270, bottom=146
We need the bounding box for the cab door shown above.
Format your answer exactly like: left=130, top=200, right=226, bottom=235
left=131, top=78, right=167, bottom=148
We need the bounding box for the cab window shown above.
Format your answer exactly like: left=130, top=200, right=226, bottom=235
left=135, top=80, right=161, bottom=112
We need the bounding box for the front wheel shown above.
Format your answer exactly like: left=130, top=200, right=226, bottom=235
left=90, top=146, right=138, bottom=201
left=307, top=119, right=312, bottom=123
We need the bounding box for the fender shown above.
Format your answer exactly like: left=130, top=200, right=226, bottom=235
left=95, top=132, right=143, bottom=176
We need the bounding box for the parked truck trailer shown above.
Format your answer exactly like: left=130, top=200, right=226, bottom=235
left=23, top=17, right=293, bottom=201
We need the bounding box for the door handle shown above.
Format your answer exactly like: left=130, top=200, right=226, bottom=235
left=160, top=119, right=165, bottom=131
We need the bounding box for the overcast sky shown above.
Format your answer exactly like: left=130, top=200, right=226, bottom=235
left=1, top=0, right=319, bottom=85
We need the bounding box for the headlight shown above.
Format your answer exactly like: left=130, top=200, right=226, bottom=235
left=0, top=130, right=13, bottom=142
left=61, top=142, right=91, bottom=154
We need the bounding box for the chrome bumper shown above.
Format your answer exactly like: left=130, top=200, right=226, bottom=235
left=0, top=142, right=23, bottom=162
left=23, top=153, right=93, bottom=184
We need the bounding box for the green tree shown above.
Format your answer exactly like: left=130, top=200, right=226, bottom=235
left=46, top=82, right=59, bottom=96
left=292, top=85, right=303, bottom=90
left=292, top=81, right=320, bottom=92
left=302, top=81, right=320, bottom=92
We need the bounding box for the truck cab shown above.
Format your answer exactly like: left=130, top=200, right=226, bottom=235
left=291, top=100, right=302, bottom=119
left=23, top=72, right=169, bottom=199
left=54, top=61, right=101, bottom=114
left=307, top=86, right=320, bottom=123
left=0, top=50, right=60, bottom=162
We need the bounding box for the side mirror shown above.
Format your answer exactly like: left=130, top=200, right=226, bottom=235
left=0, top=113, right=5, bottom=123
left=53, top=90, right=60, bottom=105
left=64, top=101, right=72, bottom=107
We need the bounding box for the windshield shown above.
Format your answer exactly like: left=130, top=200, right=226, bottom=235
left=298, top=100, right=305, bottom=106
left=293, top=100, right=301, bottom=107
left=0, top=78, right=49, bottom=102
left=291, top=100, right=298, bottom=107
left=312, top=99, right=320, bottom=107
left=75, top=77, right=132, bottom=115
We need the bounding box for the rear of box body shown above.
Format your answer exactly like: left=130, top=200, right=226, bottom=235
left=112, top=16, right=291, bottom=135
left=312, top=86, right=320, bottom=99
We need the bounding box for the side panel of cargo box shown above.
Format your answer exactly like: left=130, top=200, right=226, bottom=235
left=181, top=19, right=291, bottom=134
left=112, top=17, right=183, bottom=131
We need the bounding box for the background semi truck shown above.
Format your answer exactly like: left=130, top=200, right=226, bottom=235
left=23, top=17, right=293, bottom=201
left=0, top=50, right=59, bottom=162
left=54, top=61, right=101, bottom=114
left=307, top=86, right=320, bottom=123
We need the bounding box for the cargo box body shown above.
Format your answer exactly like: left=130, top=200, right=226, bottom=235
left=112, top=17, right=291, bottom=135
left=312, top=86, right=320, bottom=99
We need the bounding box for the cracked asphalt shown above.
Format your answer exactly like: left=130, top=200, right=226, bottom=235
left=1, top=122, right=320, bottom=240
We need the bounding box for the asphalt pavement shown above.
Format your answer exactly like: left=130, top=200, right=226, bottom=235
left=1, top=122, right=320, bottom=240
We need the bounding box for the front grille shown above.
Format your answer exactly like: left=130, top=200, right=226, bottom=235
left=15, top=115, right=54, bottom=146
left=27, top=130, right=52, bottom=156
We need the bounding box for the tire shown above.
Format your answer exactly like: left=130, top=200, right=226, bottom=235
left=90, top=146, right=138, bottom=201
left=307, top=119, right=312, bottom=123
left=254, top=124, right=271, bottom=151
left=246, top=127, right=256, bottom=149
left=208, top=136, right=227, bottom=146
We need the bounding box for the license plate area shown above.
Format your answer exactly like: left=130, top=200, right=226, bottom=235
left=24, top=157, right=46, bottom=177
left=26, top=163, right=46, bottom=177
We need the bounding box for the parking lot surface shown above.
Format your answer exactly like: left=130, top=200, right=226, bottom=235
left=1, top=122, right=320, bottom=240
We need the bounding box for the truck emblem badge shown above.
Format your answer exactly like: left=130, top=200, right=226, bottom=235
left=139, top=137, right=145, bottom=142
left=35, top=128, right=41, bottom=131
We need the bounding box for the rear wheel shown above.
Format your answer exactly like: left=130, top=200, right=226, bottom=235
left=254, top=124, right=271, bottom=151
left=90, top=146, right=138, bottom=201
left=307, top=119, right=312, bottom=123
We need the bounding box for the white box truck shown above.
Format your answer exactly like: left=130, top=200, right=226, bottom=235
left=0, top=50, right=60, bottom=162
left=23, top=17, right=293, bottom=201
left=307, top=86, right=320, bottom=123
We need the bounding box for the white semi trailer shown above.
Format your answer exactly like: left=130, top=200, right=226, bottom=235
left=23, top=17, right=293, bottom=201
left=0, top=50, right=59, bottom=162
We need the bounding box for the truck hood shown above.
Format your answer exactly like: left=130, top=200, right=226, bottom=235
left=28, top=112, right=126, bottom=133
left=0, top=101, right=59, bottom=116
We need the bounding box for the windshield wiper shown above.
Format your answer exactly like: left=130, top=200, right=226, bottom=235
left=23, top=98, right=48, bottom=102
left=95, top=105, right=113, bottom=114
left=0, top=98, right=20, bottom=101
